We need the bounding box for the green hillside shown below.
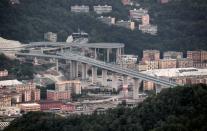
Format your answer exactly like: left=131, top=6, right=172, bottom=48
left=0, top=0, right=207, bottom=55
left=4, top=84, right=207, bottom=131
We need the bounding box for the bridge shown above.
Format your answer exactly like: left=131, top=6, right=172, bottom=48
left=16, top=52, right=178, bottom=99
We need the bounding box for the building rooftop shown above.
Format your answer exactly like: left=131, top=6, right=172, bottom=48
left=141, top=68, right=207, bottom=78
left=19, top=103, right=40, bottom=107
left=0, top=80, right=22, bottom=86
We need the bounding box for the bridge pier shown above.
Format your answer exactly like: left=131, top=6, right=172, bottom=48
left=155, top=84, right=163, bottom=94
left=107, top=48, right=110, bottom=62
left=81, top=63, right=87, bottom=80
left=55, top=59, right=59, bottom=72
left=60, top=47, right=64, bottom=53
left=33, top=57, right=39, bottom=65
left=92, top=66, right=97, bottom=84
left=133, top=78, right=141, bottom=100
left=94, top=48, right=97, bottom=59
left=102, top=69, right=107, bottom=86
left=122, top=75, right=128, bottom=98
left=112, top=73, right=118, bottom=91
left=70, top=61, right=78, bottom=79
left=123, top=75, right=128, bottom=86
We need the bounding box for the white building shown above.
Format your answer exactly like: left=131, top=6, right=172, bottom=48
left=44, top=32, right=57, bottom=42
left=93, top=5, right=112, bottom=14
left=0, top=80, right=22, bottom=87
left=118, top=55, right=138, bottom=64
left=129, top=8, right=148, bottom=21
left=116, top=20, right=135, bottom=30
left=0, top=107, right=21, bottom=116
left=139, top=24, right=158, bottom=35
left=141, top=68, right=207, bottom=78
left=97, top=16, right=115, bottom=25
left=71, top=5, right=89, bottom=13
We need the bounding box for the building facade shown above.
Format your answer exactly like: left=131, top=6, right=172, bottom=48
left=142, top=50, right=160, bottom=61
left=47, top=90, right=71, bottom=101
left=177, top=58, right=193, bottom=68
left=163, top=51, right=183, bottom=59
left=18, top=103, right=40, bottom=112
left=97, top=16, right=115, bottom=25
left=93, top=5, right=112, bottom=14
left=0, top=70, right=8, bottom=77
left=187, top=51, right=207, bottom=64
left=115, top=20, right=135, bottom=30
left=139, top=24, right=158, bottom=35
left=44, top=32, right=57, bottom=42
left=71, top=5, right=89, bottom=13
left=159, top=59, right=177, bottom=69
left=129, top=8, right=148, bottom=21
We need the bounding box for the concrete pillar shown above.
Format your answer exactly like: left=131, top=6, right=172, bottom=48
left=121, top=48, right=124, bottom=55
left=86, top=64, right=89, bottom=79
left=133, top=79, right=141, bottom=100
left=123, top=75, right=128, bottom=86
left=122, top=75, right=128, bottom=98
left=92, top=66, right=97, bottom=84
left=55, top=59, right=59, bottom=72
left=33, top=57, right=38, bottom=65
left=112, top=73, right=118, bottom=91
left=60, top=47, right=64, bottom=53
left=107, top=48, right=110, bottom=62
left=155, top=84, right=162, bottom=94
left=82, top=63, right=87, bottom=80
left=102, top=70, right=107, bottom=86
left=70, top=61, right=78, bottom=79
left=94, top=48, right=97, bottom=59
left=74, top=61, right=78, bottom=78
left=70, top=61, right=74, bottom=79
left=116, top=48, right=119, bottom=63
left=41, top=48, right=44, bottom=54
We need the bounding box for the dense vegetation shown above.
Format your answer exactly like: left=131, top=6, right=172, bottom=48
left=0, top=0, right=207, bottom=56
left=0, top=53, right=34, bottom=80
left=4, top=84, right=207, bottom=131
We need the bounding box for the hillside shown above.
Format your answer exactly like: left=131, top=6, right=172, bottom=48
left=4, top=84, right=207, bottom=131
left=0, top=53, right=34, bottom=80
left=0, top=0, right=207, bottom=55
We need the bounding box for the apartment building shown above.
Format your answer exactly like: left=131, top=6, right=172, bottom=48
left=97, top=16, right=115, bottom=25
left=71, top=5, right=89, bottom=13
left=0, top=70, right=8, bottom=77
left=159, top=59, right=177, bottom=69
left=44, top=32, right=57, bottom=42
left=163, top=51, right=183, bottom=59
left=142, top=50, right=160, bottom=61
left=115, top=20, right=135, bottom=30
left=129, top=8, right=148, bottom=21
left=93, top=5, right=112, bottom=14
left=177, top=58, right=193, bottom=68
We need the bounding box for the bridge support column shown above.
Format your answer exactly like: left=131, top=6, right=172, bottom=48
left=94, top=48, right=97, bottom=59
left=92, top=66, right=97, bottom=84
left=102, top=70, right=107, bottom=86
left=133, top=78, right=141, bottom=100
left=122, top=75, right=128, bottom=98
left=55, top=59, right=59, bottom=72
left=61, top=47, right=64, bottom=53
left=107, top=48, right=110, bottom=62
left=123, top=75, right=128, bottom=86
left=82, top=63, right=87, bottom=80
left=70, top=61, right=78, bottom=79
left=112, top=73, right=118, bottom=91
left=86, top=64, right=89, bottom=79
left=116, top=48, right=120, bottom=63
left=155, top=84, right=162, bottom=94
left=41, top=48, right=44, bottom=54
